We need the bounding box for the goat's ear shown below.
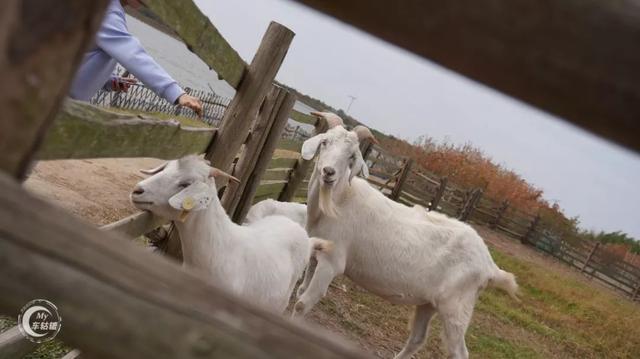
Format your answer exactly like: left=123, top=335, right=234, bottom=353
left=168, top=182, right=214, bottom=212
left=301, top=134, right=325, bottom=160
left=140, top=162, right=167, bottom=175
left=349, top=150, right=369, bottom=184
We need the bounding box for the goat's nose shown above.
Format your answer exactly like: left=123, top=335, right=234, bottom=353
left=132, top=185, right=145, bottom=196
left=322, top=166, right=336, bottom=176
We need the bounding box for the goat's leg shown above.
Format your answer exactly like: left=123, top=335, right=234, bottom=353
left=292, top=252, right=344, bottom=317
left=296, top=256, right=318, bottom=298
left=393, top=303, right=437, bottom=359
left=439, top=294, right=476, bottom=359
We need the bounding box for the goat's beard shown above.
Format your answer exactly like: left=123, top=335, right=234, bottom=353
left=318, top=182, right=338, bottom=218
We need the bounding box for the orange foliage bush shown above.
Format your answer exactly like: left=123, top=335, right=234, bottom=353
left=380, top=135, right=577, bottom=233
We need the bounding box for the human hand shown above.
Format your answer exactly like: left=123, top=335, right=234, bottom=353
left=177, top=93, right=203, bottom=118
left=110, top=77, right=137, bottom=92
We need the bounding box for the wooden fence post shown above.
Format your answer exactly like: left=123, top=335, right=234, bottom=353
left=278, top=117, right=328, bottom=202
left=206, top=22, right=294, bottom=174
left=232, top=89, right=296, bottom=223
left=521, top=214, right=541, bottom=245
left=581, top=241, right=601, bottom=273
left=389, top=158, right=413, bottom=201
left=490, top=200, right=509, bottom=229
left=428, top=176, right=448, bottom=211
left=459, top=188, right=483, bottom=222
left=220, top=85, right=285, bottom=215
left=632, top=281, right=640, bottom=301
left=0, top=326, right=38, bottom=359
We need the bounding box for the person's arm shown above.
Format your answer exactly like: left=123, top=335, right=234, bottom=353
left=96, top=6, right=202, bottom=115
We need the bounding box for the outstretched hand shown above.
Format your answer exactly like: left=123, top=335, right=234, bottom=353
left=110, top=77, right=137, bottom=92
left=177, top=94, right=204, bottom=118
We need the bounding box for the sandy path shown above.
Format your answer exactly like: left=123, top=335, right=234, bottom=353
left=24, top=158, right=164, bottom=226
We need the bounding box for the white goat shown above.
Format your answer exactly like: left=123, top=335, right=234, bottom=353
left=131, top=155, right=330, bottom=314
left=245, top=199, right=307, bottom=228
left=294, top=116, right=519, bottom=359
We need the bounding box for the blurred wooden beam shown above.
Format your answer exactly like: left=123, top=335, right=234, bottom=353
left=293, top=0, right=640, bottom=153
left=0, top=0, right=109, bottom=178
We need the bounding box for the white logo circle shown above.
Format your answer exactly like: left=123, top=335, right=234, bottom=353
left=17, top=299, right=62, bottom=343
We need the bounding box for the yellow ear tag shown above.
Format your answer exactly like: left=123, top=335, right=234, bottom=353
left=182, top=197, right=195, bottom=211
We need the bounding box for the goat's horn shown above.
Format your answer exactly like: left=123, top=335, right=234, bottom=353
left=140, top=162, right=168, bottom=175
left=352, top=125, right=379, bottom=145
left=311, top=111, right=344, bottom=129
left=209, top=167, right=240, bottom=184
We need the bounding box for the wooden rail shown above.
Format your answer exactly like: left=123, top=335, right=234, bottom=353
left=137, top=0, right=247, bottom=89
left=37, top=101, right=216, bottom=160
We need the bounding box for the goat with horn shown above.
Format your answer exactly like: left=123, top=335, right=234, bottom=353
left=295, top=113, right=519, bottom=359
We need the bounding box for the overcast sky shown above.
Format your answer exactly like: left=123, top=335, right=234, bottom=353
left=187, top=0, right=640, bottom=238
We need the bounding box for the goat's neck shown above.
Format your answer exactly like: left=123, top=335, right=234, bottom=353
left=174, top=196, right=236, bottom=269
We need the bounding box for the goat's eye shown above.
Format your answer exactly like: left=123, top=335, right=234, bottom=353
left=349, top=154, right=356, bottom=160
left=320, top=139, right=327, bottom=146
left=178, top=182, right=191, bottom=189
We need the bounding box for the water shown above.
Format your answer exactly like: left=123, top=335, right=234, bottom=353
left=126, top=15, right=316, bottom=116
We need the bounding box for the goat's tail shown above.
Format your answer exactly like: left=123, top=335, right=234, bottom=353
left=489, top=268, right=520, bottom=302
left=310, top=237, right=334, bottom=254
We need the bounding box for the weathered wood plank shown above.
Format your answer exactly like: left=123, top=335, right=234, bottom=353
left=293, top=0, right=640, bottom=153
left=278, top=114, right=339, bottom=202
left=390, top=158, right=413, bottom=201
left=206, top=22, right=295, bottom=174
left=37, top=100, right=216, bottom=160
left=222, top=86, right=284, bottom=215
left=233, top=90, right=297, bottom=222
left=0, top=172, right=367, bottom=359
left=100, top=211, right=168, bottom=238
left=0, top=325, right=38, bottom=359
left=290, top=110, right=318, bottom=126
left=0, top=0, right=109, bottom=178
left=262, top=168, right=293, bottom=182
left=138, top=0, right=247, bottom=89
left=277, top=138, right=304, bottom=152
left=255, top=182, right=287, bottom=197
left=269, top=157, right=298, bottom=170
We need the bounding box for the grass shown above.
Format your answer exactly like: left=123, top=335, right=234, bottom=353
left=0, top=317, right=70, bottom=359
left=308, top=243, right=640, bottom=358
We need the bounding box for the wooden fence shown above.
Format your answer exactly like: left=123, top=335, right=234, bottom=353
left=0, top=1, right=365, bottom=358
left=357, top=143, right=640, bottom=302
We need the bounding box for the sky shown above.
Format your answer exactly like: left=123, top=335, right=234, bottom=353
left=179, top=0, right=640, bottom=237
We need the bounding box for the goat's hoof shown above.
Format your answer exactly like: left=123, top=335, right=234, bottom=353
left=293, top=301, right=306, bottom=317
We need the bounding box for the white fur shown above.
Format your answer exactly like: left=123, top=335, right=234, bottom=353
left=245, top=199, right=307, bottom=228
left=131, top=156, right=326, bottom=314
left=295, top=125, right=519, bottom=359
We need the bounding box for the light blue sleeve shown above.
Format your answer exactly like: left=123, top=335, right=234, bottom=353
left=96, top=7, right=184, bottom=103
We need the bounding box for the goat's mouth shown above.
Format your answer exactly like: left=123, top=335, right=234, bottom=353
left=321, top=177, right=336, bottom=186
left=131, top=199, right=154, bottom=206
